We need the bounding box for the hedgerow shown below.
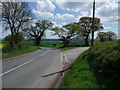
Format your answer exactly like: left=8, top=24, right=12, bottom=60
left=88, top=41, right=120, bottom=88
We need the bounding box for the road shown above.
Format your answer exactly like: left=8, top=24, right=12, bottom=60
left=1, top=47, right=89, bottom=88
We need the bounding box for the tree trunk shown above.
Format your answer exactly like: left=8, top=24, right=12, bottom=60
left=85, top=37, right=89, bottom=46
left=10, top=33, right=15, bottom=47
left=35, top=39, right=40, bottom=46
left=63, top=40, right=69, bottom=47
left=14, top=33, right=18, bottom=45
left=35, top=37, right=41, bottom=46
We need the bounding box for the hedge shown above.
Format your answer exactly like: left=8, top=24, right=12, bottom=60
left=88, top=41, right=120, bottom=88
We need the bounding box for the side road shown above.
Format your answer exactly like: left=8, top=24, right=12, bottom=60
left=52, top=47, right=89, bottom=88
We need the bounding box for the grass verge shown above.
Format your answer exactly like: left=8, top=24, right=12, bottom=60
left=60, top=50, right=101, bottom=88
left=2, top=46, right=40, bottom=60
left=61, top=47, right=77, bottom=50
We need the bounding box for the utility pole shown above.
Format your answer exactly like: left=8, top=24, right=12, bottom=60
left=91, top=0, right=95, bottom=46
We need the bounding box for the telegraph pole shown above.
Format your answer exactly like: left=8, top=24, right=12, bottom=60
left=91, top=0, right=95, bottom=46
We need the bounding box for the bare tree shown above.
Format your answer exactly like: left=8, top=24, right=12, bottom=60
left=2, top=1, right=32, bottom=46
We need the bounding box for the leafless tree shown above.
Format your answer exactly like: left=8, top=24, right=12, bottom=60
left=2, top=1, right=32, bottom=45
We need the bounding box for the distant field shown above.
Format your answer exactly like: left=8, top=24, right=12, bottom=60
left=21, top=41, right=85, bottom=48
left=21, top=41, right=35, bottom=46
left=2, top=40, right=85, bottom=47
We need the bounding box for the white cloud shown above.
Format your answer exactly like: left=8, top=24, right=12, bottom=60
left=32, top=9, right=75, bottom=20
left=45, top=30, right=60, bottom=39
left=52, top=21, right=62, bottom=27
left=104, top=26, right=111, bottom=30
left=56, top=2, right=92, bottom=12
left=109, top=0, right=120, bottom=3
left=75, top=16, right=83, bottom=22
left=62, top=22, right=67, bottom=25
left=96, top=2, right=118, bottom=23
left=56, top=1, right=108, bottom=12
left=80, top=11, right=89, bottom=16
left=37, top=0, right=56, bottom=11
left=32, top=9, right=54, bottom=18
left=55, top=13, right=75, bottom=20
left=96, top=3, right=118, bottom=17
left=56, top=0, right=109, bottom=2
left=32, top=0, right=55, bottom=18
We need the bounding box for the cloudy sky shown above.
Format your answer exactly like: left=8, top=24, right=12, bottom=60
left=1, top=0, right=120, bottom=39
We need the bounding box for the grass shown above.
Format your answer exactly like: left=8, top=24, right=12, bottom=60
left=21, top=41, right=86, bottom=49
left=2, top=40, right=86, bottom=59
left=60, top=50, right=101, bottom=88
left=2, top=46, right=40, bottom=59
left=4, top=40, right=86, bottom=49
left=21, top=41, right=63, bottom=48
left=61, top=41, right=86, bottom=50
left=41, top=41, right=63, bottom=48
left=69, top=41, right=85, bottom=47
left=21, top=41, right=35, bottom=46
left=61, top=47, right=77, bottom=50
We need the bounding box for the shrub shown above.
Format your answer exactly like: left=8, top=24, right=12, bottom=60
left=4, top=33, right=24, bottom=46
left=3, top=33, right=25, bottom=52
left=88, top=41, right=120, bottom=88
left=2, top=44, right=29, bottom=53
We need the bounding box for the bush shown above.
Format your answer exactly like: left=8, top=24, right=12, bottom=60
left=3, top=33, right=25, bottom=52
left=88, top=41, right=120, bottom=88
left=4, top=33, right=24, bottom=45
left=2, top=44, right=29, bottom=53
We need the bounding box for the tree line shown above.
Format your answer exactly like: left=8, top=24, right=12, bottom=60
left=2, top=1, right=117, bottom=49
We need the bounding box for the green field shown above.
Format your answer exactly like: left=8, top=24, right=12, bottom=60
left=60, top=50, right=100, bottom=88
left=21, top=41, right=85, bottom=48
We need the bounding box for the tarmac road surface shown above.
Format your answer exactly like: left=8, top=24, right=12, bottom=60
left=1, top=47, right=89, bottom=88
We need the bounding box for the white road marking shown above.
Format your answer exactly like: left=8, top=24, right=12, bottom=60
left=41, top=52, right=48, bottom=56
left=65, top=54, right=68, bottom=62
left=41, top=54, right=45, bottom=56
left=0, top=51, right=50, bottom=76
left=61, top=52, right=68, bottom=63
left=0, top=59, right=33, bottom=76
left=61, top=52, right=63, bottom=62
